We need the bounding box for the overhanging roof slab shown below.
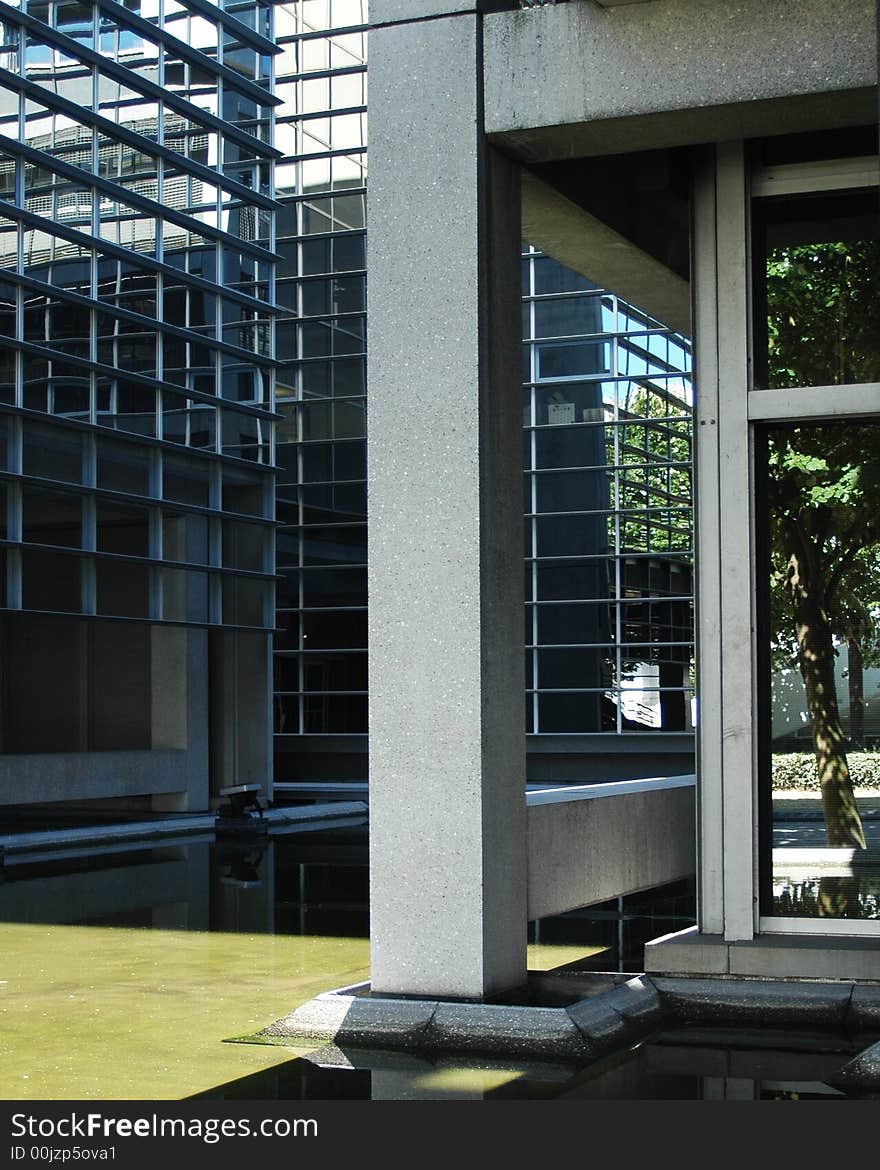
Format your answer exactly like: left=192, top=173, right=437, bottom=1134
left=484, top=0, right=878, bottom=162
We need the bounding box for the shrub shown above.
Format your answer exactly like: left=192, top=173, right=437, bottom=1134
left=772, top=751, right=880, bottom=791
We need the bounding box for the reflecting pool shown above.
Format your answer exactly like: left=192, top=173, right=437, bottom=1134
left=0, top=821, right=700, bottom=1099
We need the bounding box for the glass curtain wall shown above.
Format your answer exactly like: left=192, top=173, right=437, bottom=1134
left=272, top=1, right=694, bottom=783
left=522, top=251, right=693, bottom=735
left=273, top=0, right=368, bottom=780
left=0, top=0, right=278, bottom=752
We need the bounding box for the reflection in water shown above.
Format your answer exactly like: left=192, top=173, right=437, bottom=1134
left=195, top=1036, right=858, bottom=1101
left=0, top=824, right=695, bottom=1099
left=773, top=874, right=880, bottom=919
left=0, top=822, right=867, bottom=1099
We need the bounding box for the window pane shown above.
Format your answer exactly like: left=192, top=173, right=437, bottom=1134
left=754, top=188, right=880, bottom=390
left=760, top=420, right=880, bottom=920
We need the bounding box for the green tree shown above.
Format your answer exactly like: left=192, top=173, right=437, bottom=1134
left=765, top=237, right=880, bottom=849
left=765, top=426, right=880, bottom=847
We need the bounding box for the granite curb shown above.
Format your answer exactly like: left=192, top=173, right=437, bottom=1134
left=251, top=974, right=880, bottom=1062
left=826, top=1039, right=880, bottom=1091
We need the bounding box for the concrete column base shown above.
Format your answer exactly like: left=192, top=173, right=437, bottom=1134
left=245, top=968, right=880, bottom=1064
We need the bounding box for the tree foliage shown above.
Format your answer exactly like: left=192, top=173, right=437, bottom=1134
left=765, top=236, right=880, bottom=850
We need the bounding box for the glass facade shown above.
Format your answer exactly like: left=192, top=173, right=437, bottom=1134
left=523, top=251, right=693, bottom=735
left=752, top=151, right=880, bottom=920
left=272, top=2, right=694, bottom=783
left=273, top=1, right=367, bottom=774
left=0, top=0, right=278, bottom=633
left=0, top=1, right=278, bottom=759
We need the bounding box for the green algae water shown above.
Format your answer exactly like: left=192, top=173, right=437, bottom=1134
left=0, top=921, right=370, bottom=1099
left=0, top=824, right=697, bottom=1100
left=0, top=829, right=374, bottom=1099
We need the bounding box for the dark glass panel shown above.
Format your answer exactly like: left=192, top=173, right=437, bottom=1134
left=223, top=463, right=269, bottom=517
left=96, top=558, right=149, bottom=618
left=96, top=499, right=150, bottom=557
left=300, top=565, right=366, bottom=608
left=222, top=519, right=266, bottom=572
left=22, top=548, right=81, bottom=611
left=222, top=575, right=267, bottom=626
left=301, top=693, right=367, bottom=735
left=22, top=485, right=82, bottom=547
left=162, top=567, right=208, bottom=623
left=97, top=436, right=151, bottom=496
left=162, top=453, right=210, bottom=507
left=23, top=421, right=82, bottom=484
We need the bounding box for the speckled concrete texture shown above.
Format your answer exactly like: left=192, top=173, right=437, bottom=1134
left=257, top=997, right=354, bottom=1045
left=566, top=996, right=634, bottom=1057
left=425, top=1002, right=589, bottom=1061
left=849, top=985, right=880, bottom=1035
left=366, top=11, right=526, bottom=1000
left=646, top=928, right=880, bottom=983
left=371, top=0, right=474, bottom=22
left=256, top=995, right=438, bottom=1049
left=485, top=0, right=876, bottom=156
left=606, top=976, right=666, bottom=1030
left=255, top=973, right=880, bottom=1061
left=526, top=778, right=695, bottom=920
left=828, top=1040, right=880, bottom=1090
left=653, top=976, right=853, bottom=1029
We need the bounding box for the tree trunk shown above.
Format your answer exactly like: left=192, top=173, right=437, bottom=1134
left=784, top=520, right=866, bottom=849
left=848, top=636, right=864, bottom=747
left=817, top=876, right=862, bottom=918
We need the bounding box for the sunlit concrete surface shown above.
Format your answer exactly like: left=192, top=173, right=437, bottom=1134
left=0, top=923, right=370, bottom=1100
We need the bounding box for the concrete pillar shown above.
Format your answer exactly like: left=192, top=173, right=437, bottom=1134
left=367, top=9, right=527, bottom=999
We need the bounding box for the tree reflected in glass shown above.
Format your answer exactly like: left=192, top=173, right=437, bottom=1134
left=765, top=421, right=880, bottom=854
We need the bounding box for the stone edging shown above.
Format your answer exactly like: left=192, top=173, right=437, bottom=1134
left=251, top=974, right=880, bottom=1074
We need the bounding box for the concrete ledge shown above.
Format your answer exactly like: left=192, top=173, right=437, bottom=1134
left=0, top=815, right=215, bottom=856
left=653, top=976, right=852, bottom=1029
left=849, top=986, right=880, bottom=1035
left=257, top=992, right=438, bottom=1051
left=526, top=775, right=695, bottom=920
left=263, top=802, right=368, bottom=826
left=253, top=974, right=668, bottom=1062
left=427, top=1002, right=588, bottom=1061
left=827, top=1040, right=880, bottom=1090
left=251, top=968, right=880, bottom=1063
left=646, top=926, right=880, bottom=983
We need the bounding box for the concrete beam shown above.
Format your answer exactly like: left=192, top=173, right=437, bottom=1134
left=522, top=170, right=691, bottom=335
left=485, top=0, right=877, bottom=161
left=371, top=0, right=474, bottom=19
left=526, top=776, right=696, bottom=920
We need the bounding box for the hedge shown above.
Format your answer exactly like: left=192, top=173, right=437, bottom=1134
left=772, top=752, right=880, bottom=792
